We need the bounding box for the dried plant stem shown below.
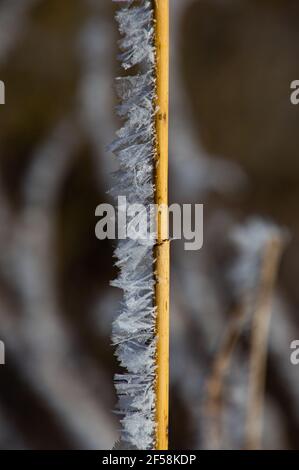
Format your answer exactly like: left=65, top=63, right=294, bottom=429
left=206, top=305, right=245, bottom=448
left=154, top=0, right=170, bottom=451
left=246, top=237, right=284, bottom=450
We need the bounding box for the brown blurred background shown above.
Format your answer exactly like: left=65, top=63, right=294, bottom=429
left=0, top=0, right=299, bottom=450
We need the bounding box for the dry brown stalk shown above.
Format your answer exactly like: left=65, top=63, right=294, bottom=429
left=246, top=236, right=285, bottom=450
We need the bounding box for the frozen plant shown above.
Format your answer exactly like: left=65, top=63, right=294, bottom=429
left=109, top=0, right=157, bottom=450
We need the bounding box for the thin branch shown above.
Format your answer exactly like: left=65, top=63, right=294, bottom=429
left=205, top=304, right=245, bottom=449
left=245, top=236, right=285, bottom=450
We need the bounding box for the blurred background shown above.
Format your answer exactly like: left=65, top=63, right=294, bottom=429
left=0, top=0, right=299, bottom=450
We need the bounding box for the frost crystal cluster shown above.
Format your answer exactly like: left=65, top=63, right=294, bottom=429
left=109, top=0, right=157, bottom=450
left=229, top=217, right=287, bottom=314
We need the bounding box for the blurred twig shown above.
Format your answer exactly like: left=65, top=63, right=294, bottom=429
left=246, top=236, right=285, bottom=450
left=205, top=220, right=287, bottom=450
left=205, top=304, right=245, bottom=449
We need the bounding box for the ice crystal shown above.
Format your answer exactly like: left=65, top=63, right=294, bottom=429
left=109, top=0, right=156, bottom=450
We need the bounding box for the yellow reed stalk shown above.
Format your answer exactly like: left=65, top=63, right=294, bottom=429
left=154, top=0, right=170, bottom=451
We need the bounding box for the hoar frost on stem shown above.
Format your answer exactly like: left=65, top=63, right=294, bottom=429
left=228, top=217, right=289, bottom=323
left=109, top=0, right=157, bottom=450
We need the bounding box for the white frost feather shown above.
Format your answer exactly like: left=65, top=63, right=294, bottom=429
left=109, top=0, right=156, bottom=450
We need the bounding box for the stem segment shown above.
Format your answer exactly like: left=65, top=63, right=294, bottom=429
left=246, top=237, right=284, bottom=450
left=154, top=0, right=170, bottom=451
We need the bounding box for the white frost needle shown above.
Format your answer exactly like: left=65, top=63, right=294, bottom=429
left=109, top=0, right=156, bottom=450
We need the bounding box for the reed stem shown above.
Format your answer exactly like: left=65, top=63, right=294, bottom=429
left=154, top=0, right=170, bottom=451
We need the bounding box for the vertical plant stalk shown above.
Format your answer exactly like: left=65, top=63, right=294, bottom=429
left=246, top=237, right=284, bottom=450
left=206, top=305, right=245, bottom=448
left=154, top=0, right=170, bottom=451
